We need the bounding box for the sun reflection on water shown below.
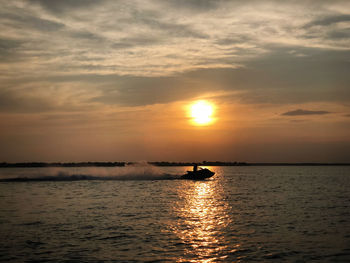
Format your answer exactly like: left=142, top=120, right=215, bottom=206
left=171, top=174, right=233, bottom=262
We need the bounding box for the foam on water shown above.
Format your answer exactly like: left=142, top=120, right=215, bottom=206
left=0, top=162, right=180, bottom=181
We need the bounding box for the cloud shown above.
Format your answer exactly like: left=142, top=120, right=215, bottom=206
left=1, top=12, right=65, bottom=32
left=89, top=74, right=215, bottom=106
left=0, top=0, right=349, bottom=111
left=29, top=0, right=102, bottom=13
left=300, top=13, right=350, bottom=45
left=0, top=89, right=56, bottom=113
left=0, top=37, right=24, bottom=61
left=157, top=0, right=222, bottom=12
left=304, top=14, right=350, bottom=28
left=281, top=109, right=331, bottom=116
left=1, top=45, right=349, bottom=110
left=1, top=0, right=349, bottom=79
left=0, top=81, right=99, bottom=113
left=68, top=30, right=106, bottom=42
left=327, top=29, right=350, bottom=39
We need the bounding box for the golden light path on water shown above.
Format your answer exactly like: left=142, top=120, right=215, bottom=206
left=170, top=169, right=236, bottom=262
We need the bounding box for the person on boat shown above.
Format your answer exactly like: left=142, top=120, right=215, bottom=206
left=193, top=164, right=198, bottom=172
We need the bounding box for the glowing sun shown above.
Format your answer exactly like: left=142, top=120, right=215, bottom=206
left=190, top=100, right=214, bottom=125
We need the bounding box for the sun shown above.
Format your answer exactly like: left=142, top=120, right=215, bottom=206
left=190, top=100, right=214, bottom=125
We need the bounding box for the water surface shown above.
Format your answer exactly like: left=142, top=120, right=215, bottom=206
left=0, top=166, right=349, bottom=262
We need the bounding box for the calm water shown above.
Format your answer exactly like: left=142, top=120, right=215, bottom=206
left=0, top=166, right=349, bottom=262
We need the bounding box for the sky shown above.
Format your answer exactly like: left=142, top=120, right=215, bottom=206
left=0, top=0, right=350, bottom=162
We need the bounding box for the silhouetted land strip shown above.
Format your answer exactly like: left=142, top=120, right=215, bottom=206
left=0, top=161, right=349, bottom=168
left=0, top=175, right=95, bottom=182
left=0, top=162, right=126, bottom=168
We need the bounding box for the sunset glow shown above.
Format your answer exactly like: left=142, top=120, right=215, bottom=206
left=190, top=101, right=214, bottom=125
left=0, top=0, right=348, bottom=163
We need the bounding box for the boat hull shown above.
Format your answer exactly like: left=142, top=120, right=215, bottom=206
left=180, top=169, right=215, bottom=180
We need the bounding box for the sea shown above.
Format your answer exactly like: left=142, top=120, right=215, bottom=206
left=0, top=165, right=349, bottom=262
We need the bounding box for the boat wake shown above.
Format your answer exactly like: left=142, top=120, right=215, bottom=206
left=0, top=173, right=179, bottom=182
left=0, top=162, right=182, bottom=182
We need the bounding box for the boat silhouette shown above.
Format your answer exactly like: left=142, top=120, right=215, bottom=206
left=180, top=167, right=215, bottom=180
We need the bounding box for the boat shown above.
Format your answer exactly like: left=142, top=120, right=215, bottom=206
left=180, top=168, right=215, bottom=180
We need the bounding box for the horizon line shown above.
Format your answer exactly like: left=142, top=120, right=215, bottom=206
left=1, top=161, right=350, bottom=168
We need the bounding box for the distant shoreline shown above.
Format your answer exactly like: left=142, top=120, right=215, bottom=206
left=0, top=161, right=349, bottom=168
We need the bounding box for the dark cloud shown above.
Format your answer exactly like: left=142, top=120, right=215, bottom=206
left=112, top=35, right=163, bottom=49
left=151, top=19, right=208, bottom=39
left=0, top=37, right=23, bottom=60
left=327, top=28, right=350, bottom=39
left=0, top=89, right=56, bottom=113
left=216, top=35, right=252, bottom=46
left=69, top=30, right=105, bottom=42
left=179, top=47, right=350, bottom=105
left=90, top=75, right=213, bottom=106
left=301, top=14, right=350, bottom=42
left=29, top=0, right=102, bottom=13
left=281, top=109, right=331, bottom=116
left=87, top=47, right=350, bottom=107
left=0, top=38, right=22, bottom=51
left=1, top=12, right=64, bottom=32
left=304, top=14, right=350, bottom=28
left=157, top=0, right=222, bottom=12
left=0, top=37, right=49, bottom=63
left=240, top=47, right=350, bottom=102
left=117, top=14, right=208, bottom=39
left=3, top=44, right=349, bottom=109
left=0, top=85, right=94, bottom=113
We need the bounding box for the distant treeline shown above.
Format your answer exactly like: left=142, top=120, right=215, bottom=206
left=149, top=161, right=249, bottom=166
left=0, top=162, right=126, bottom=168
left=0, top=161, right=349, bottom=168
